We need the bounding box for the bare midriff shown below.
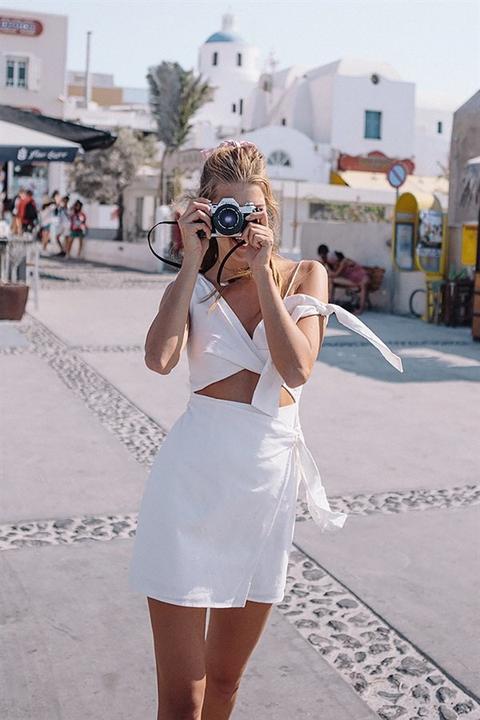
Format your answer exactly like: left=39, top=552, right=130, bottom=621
left=193, top=369, right=295, bottom=407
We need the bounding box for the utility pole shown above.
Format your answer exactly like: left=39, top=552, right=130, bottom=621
left=84, top=31, right=92, bottom=109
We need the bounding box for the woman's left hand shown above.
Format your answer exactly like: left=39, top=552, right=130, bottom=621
left=239, top=208, right=275, bottom=273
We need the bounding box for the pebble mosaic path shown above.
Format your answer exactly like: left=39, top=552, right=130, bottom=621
left=2, top=257, right=479, bottom=719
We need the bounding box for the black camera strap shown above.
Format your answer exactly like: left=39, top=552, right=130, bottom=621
left=147, top=220, right=248, bottom=287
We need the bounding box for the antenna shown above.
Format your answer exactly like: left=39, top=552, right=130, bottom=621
left=84, top=31, right=92, bottom=109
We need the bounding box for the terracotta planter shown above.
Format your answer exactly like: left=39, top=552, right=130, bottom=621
left=0, top=282, right=29, bottom=320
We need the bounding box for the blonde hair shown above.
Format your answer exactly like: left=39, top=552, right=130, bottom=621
left=174, top=141, right=291, bottom=306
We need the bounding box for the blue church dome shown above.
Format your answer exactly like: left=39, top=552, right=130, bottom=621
left=205, top=30, right=243, bottom=43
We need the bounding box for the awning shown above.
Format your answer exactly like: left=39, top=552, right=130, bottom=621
left=0, top=120, right=81, bottom=163
left=0, top=104, right=116, bottom=153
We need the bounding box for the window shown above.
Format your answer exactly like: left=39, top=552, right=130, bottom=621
left=267, top=150, right=291, bottom=167
left=212, top=52, right=218, bottom=66
left=239, top=98, right=243, bottom=116
left=281, top=117, right=287, bottom=126
left=437, top=121, right=443, bottom=134
left=232, top=103, right=236, bottom=113
left=364, top=110, right=381, bottom=139
left=6, top=57, right=29, bottom=88
left=237, top=53, right=242, bottom=66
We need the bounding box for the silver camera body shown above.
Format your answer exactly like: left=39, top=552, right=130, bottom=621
left=209, top=197, right=258, bottom=237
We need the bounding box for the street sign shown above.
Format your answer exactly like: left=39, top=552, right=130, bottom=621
left=387, top=162, right=408, bottom=189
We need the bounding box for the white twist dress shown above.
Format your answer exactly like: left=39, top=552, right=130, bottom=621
left=128, top=263, right=403, bottom=608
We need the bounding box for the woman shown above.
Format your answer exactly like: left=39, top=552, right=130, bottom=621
left=128, top=140, right=403, bottom=719
left=65, top=200, right=87, bottom=258
left=327, top=250, right=370, bottom=315
left=39, top=199, right=55, bottom=251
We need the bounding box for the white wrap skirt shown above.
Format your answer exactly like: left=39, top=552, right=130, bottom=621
left=128, top=391, right=345, bottom=608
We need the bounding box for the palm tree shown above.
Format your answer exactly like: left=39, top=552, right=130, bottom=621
left=147, top=61, right=213, bottom=203
left=459, top=156, right=480, bottom=340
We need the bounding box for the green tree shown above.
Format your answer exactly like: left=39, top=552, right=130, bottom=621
left=147, top=61, right=213, bottom=203
left=69, top=127, right=156, bottom=241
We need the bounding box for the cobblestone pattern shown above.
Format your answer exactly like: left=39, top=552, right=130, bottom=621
left=0, top=514, right=137, bottom=550
left=296, top=484, right=480, bottom=520
left=279, top=549, right=480, bottom=720
left=18, top=315, right=167, bottom=467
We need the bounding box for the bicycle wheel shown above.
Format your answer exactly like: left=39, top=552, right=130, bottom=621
left=409, top=288, right=425, bottom=318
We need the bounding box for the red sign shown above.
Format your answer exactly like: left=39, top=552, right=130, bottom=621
left=0, top=17, right=43, bottom=36
left=338, top=150, right=415, bottom=175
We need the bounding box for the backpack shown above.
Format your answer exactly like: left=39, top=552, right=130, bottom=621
left=24, top=201, right=38, bottom=223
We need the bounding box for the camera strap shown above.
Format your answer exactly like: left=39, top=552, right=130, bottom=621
left=147, top=220, right=249, bottom=286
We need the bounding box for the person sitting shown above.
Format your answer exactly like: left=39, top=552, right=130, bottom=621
left=317, top=243, right=330, bottom=267
left=326, top=251, right=370, bottom=315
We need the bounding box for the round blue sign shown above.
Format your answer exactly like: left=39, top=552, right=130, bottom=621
left=387, top=162, right=407, bottom=188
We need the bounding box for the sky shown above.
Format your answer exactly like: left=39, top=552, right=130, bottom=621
left=4, top=0, right=480, bottom=110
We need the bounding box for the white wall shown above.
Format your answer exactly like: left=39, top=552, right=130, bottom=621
left=239, top=126, right=329, bottom=183
left=195, top=37, right=260, bottom=129
left=414, top=107, right=452, bottom=176
left=0, top=8, right=67, bottom=117
left=83, top=238, right=164, bottom=273
left=331, top=74, right=415, bottom=157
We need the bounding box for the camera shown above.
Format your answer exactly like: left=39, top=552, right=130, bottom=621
left=209, top=197, right=259, bottom=237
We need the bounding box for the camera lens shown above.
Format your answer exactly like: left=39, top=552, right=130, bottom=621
left=221, top=211, right=236, bottom=227
left=215, top=205, right=242, bottom=235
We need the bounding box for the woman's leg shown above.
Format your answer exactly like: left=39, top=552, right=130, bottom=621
left=202, top=600, right=274, bottom=719
left=355, top=277, right=370, bottom=315
left=147, top=597, right=208, bottom=720
left=41, top=228, right=49, bottom=250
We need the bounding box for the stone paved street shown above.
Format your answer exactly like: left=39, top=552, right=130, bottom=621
left=1, top=255, right=479, bottom=720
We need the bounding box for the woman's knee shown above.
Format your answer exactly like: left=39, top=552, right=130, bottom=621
left=206, top=668, right=242, bottom=700
left=160, top=685, right=205, bottom=719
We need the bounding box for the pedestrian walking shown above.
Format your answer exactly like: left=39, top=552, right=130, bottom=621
left=50, top=190, right=66, bottom=256
left=11, top=187, right=27, bottom=235
left=128, top=139, right=403, bottom=719
left=65, top=200, right=87, bottom=258
left=22, top=190, right=38, bottom=233
left=39, top=200, right=55, bottom=251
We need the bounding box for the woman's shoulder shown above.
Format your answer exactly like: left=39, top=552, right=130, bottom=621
left=278, top=258, right=325, bottom=294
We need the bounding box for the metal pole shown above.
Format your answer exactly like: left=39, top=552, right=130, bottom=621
left=292, top=180, right=299, bottom=254
left=84, top=31, right=92, bottom=109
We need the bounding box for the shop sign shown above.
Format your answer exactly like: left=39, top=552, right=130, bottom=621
left=0, top=16, right=44, bottom=36
left=0, top=146, right=79, bottom=163
left=338, top=150, right=415, bottom=174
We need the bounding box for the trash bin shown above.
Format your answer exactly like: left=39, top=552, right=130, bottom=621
left=443, top=278, right=474, bottom=327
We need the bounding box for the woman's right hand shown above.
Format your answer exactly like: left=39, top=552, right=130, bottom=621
left=177, top=197, right=212, bottom=265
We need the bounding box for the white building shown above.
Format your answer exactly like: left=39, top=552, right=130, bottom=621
left=414, top=106, right=452, bottom=176
left=188, top=19, right=452, bottom=184
left=0, top=8, right=67, bottom=117
left=190, top=13, right=262, bottom=147
left=246, top=58, right=415, bottom=156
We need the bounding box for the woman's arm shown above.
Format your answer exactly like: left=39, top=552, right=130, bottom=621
left=254, top=260, right=329, bottom=387
left=328, top=257, right=347, bottom=278
left=144, top=256, right=200, bottom=374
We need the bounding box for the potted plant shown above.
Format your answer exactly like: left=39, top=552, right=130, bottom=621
left=0, top=281, right=29, bottom=320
